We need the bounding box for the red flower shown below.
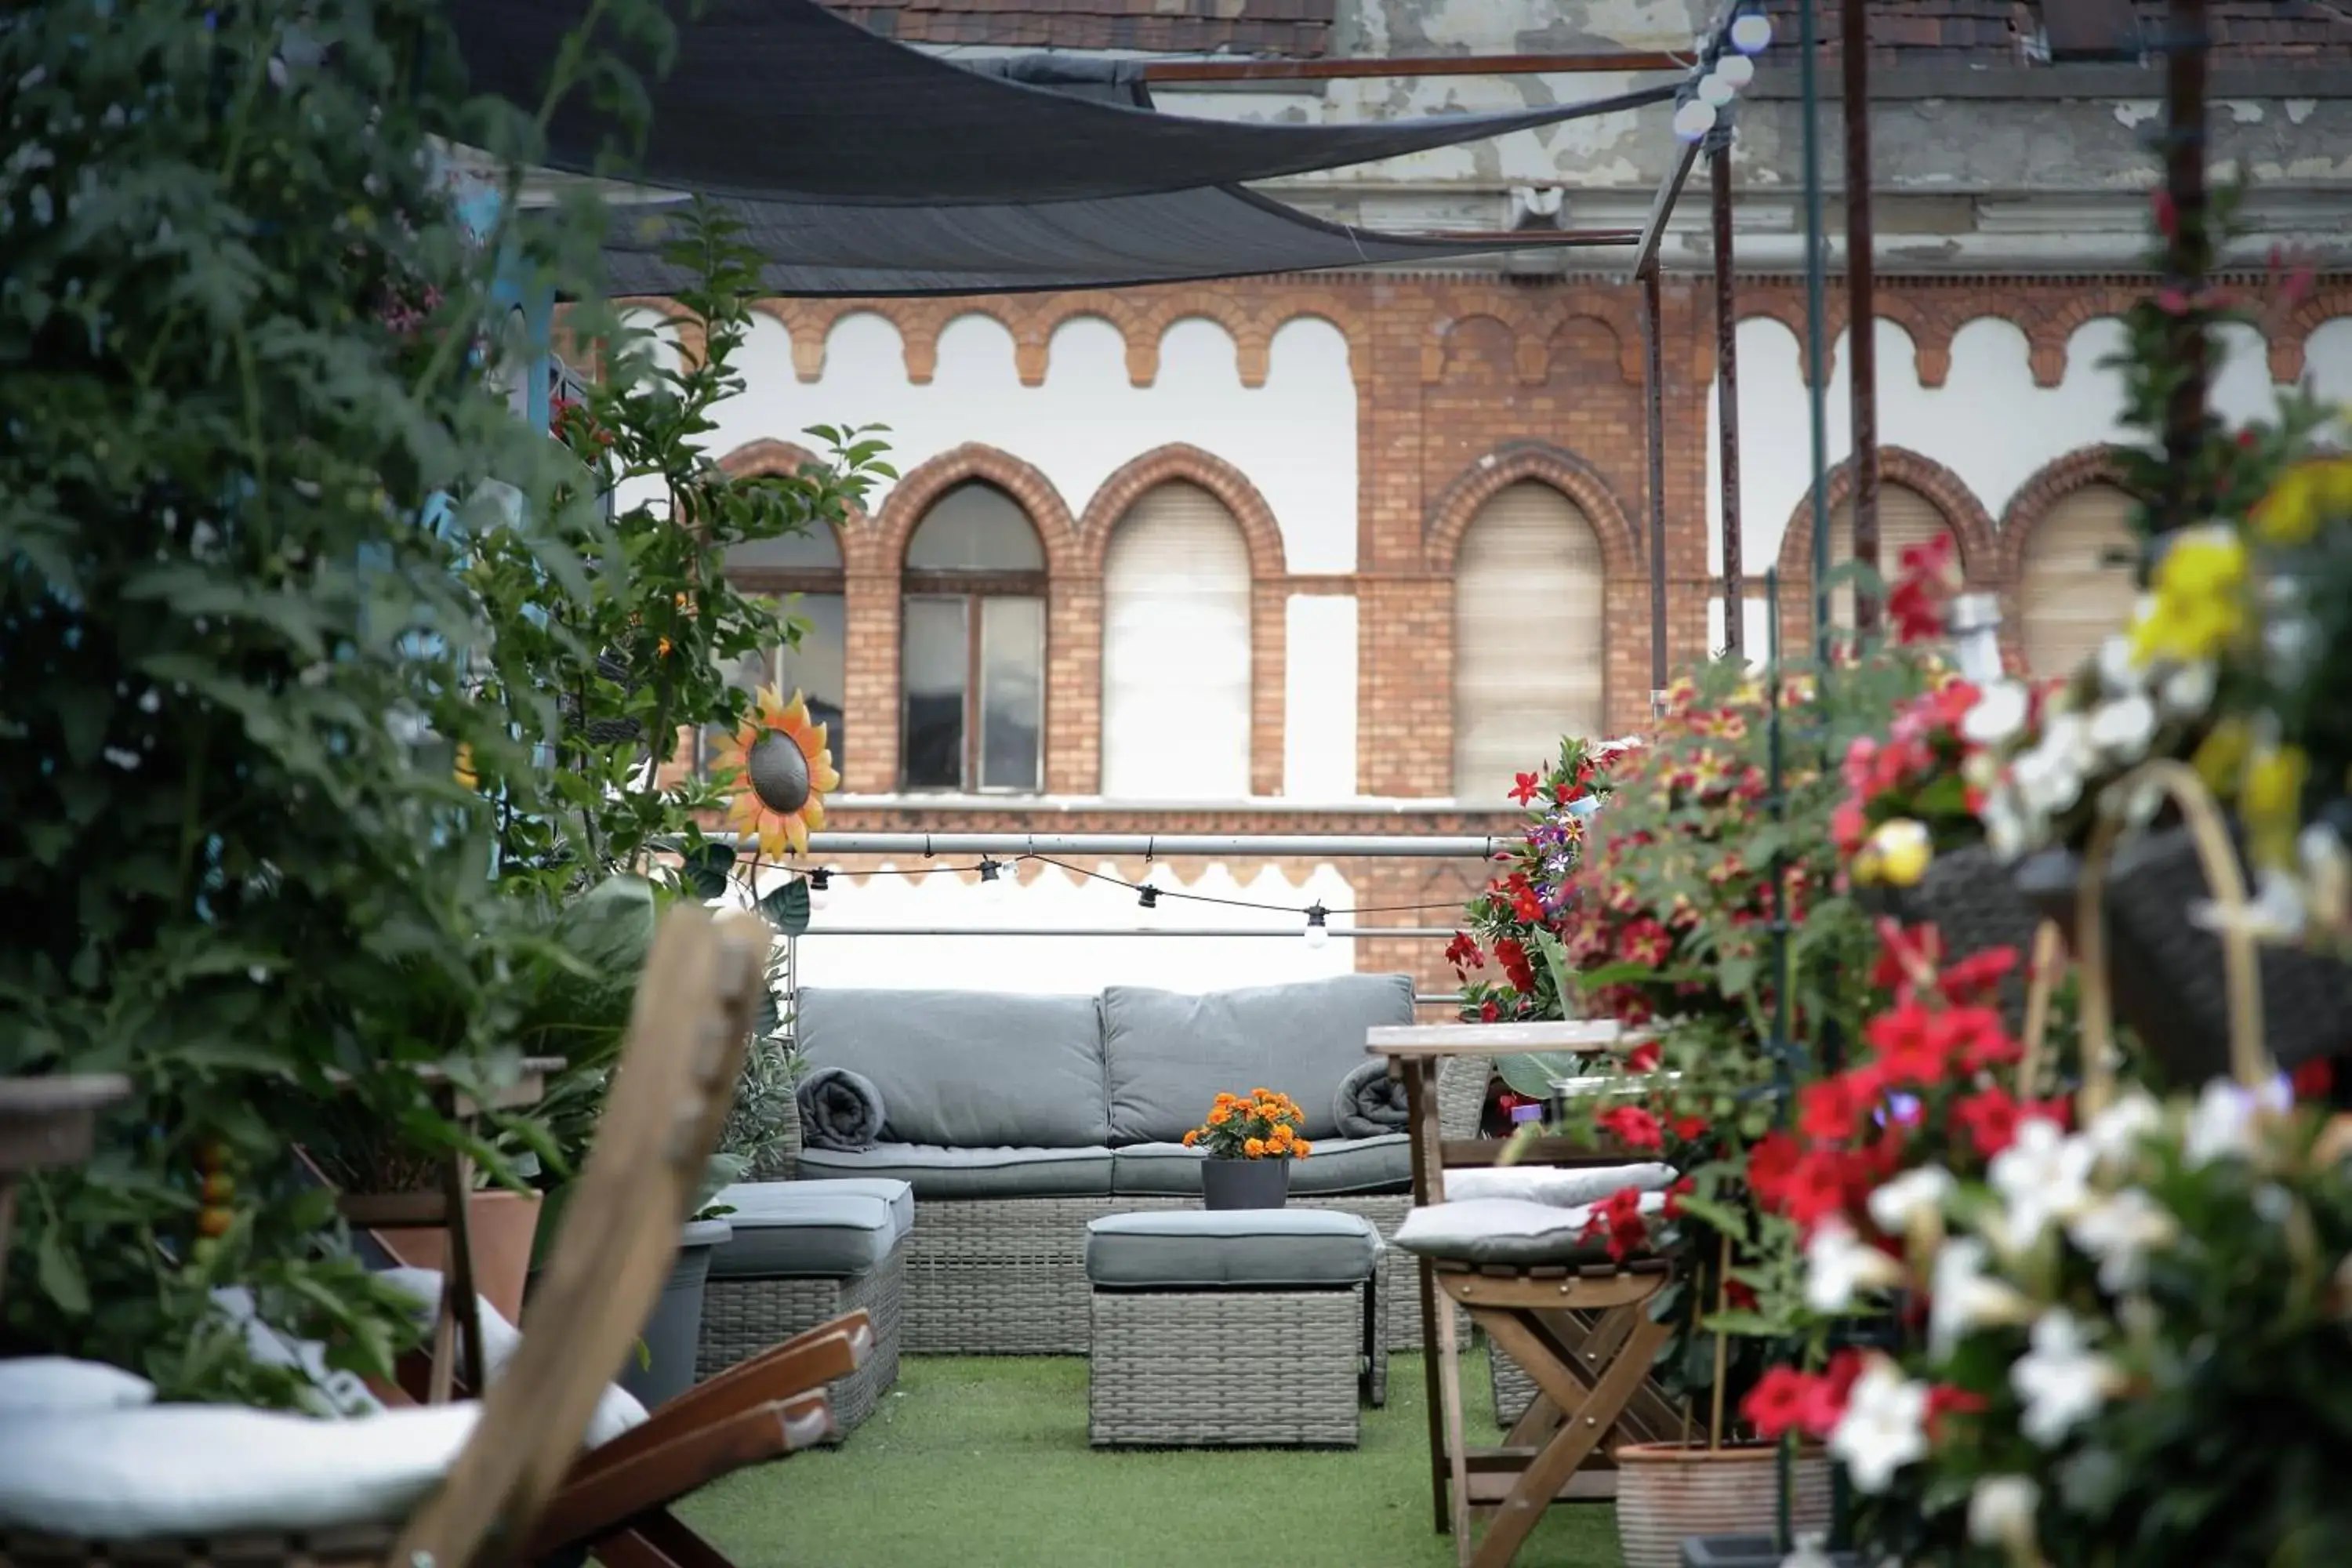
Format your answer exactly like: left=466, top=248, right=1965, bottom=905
left=1925, top=1384, right=1987, bottom=1443
left=1746, top=1131, right=1802, bottom=1210
left=1579, top=1185, right=1655, bottom=1261
left=1662, top=1174, right=1697, bottom=1219
left=1780, top=1149, right=1870, bottom=1229
left=1938, top=946, right=2018, bottom=1007
left=1798, top=1076, right=1871, bottom=1144
left=1510, top=771, right=1543, bottom=806
left=1479, top=999, right=1501, bottom=1024
left=1627, top=1041, right=1664, bottom=1073
left=1671, top=1114, right=1710, bottom=1142
left=1445, top=931, right=1485, bottom=976
left=2293, top=1058, right=2335, bottom=1102
left=1594, top=1105, right=1665, bottom=1152
left=1494, top=936, right=1537, bottom=994
left=1831, top=798, right=1868, bottom=857
left=1798, top=1351, right=1866, bottom=1439
left=1951, top=1086, right=2023, bottom=1159
left=1619, top=918, right=1673, bottom=968
left=1741, top=1367, right=1813, bottom=1439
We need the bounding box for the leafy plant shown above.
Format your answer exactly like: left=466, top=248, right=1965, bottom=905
left=1182, top=1090, right=1314, bottom=1161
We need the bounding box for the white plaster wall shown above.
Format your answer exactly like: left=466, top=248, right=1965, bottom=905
left=754, top=861, right=1362, bottom=994
left=1285, top=594, right=1361, bottom=800
left=708, top=311, right=1363, bottom=573
left=1702, top=312, right=2352, bottom=576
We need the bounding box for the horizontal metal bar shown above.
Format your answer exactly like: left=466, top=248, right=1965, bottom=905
left=787, top=925, right=1457, bottom=938
left=1415, top=228, right=1642, bottom=246
left=1142, top=51, right=1691, bottom=82
left=795, top=832, right=1506, bottom=859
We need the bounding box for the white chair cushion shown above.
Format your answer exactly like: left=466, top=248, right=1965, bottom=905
left=209, top=1287, right=385, bottom=1417
left=1393, top=1192, right=1670, bottom=1267
left=1440, top=1163, right=1676, bottom=1207
left=0, top=1357, right=154, bottom=1415
left=378, top=1268, right=649, bottom=1447
left=0, top=1403, right=478, bottom=1538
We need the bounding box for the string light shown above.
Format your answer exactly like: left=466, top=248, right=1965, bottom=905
left=1137, top=884, right=1160, bottom=911
left=1697, top=70, right=1736, bottom=107
left=1730, top=10, right=1773, bottom=55
left=1303, top=903, right=1331, bottom=949
left=976, top=857, right=1011, bottom=902
left=1715, top=52, right=1755, bottom=88
left=1672, top=99, right=1716, bottom=142
left=805, top=867, right=833, bottom=911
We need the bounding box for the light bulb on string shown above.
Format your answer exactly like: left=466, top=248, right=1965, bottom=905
left=977, top=857, right=1011, bottom=903
left=1303, top=903, right=1331, bottom=950
left=1697, top=70, right=1735, bottom=107
left=805, top=867, right=833, bottom=912
left=1730, top=11, right=1773, bottom=54
left=1137, top=884, right=1160, bottom=919
left=1716, top=53, right=1755, bottom=88
left=1672, top=100, right=1716, bottom=143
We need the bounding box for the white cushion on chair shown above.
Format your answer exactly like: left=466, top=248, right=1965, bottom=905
left=0, top=1402, right=479, bottom=1538
left=378, top=1267, right=649, bottom=1447
left=0, top=1358, right=154, bottom=1415
left=1394, top=1193, right=1670, bottom=1267
left=210, top=1287, right=386, bottom=1417
left=1439, top=1163, right=1675, bottom=1208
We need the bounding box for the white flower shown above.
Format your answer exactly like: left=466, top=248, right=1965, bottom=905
left=2184, top=1075, right=2291, bottom=1167
left=1968, top=1475, right=2043, bottom=1548
left=1962, top=680, right=2033, bottom=749
left=2010, top=714, right=2091, bottom=819
left=1989, top=1117, right=2094, bottom=1243
left=1962, top=749, right=2001, bottom=792
left=2087, top=692, right=2158, bottom=764
left=2301, top=823, right=2352, bottom=932
left=2190, top=866, right=2307, bottom=942
left=2011, top=1308, right=2124, bottom=1446
left=1805, top=1217, right=1907, bottom=1313
left=2083, top=1087, right=2164, bottom=1168
left=1828, top=1358, right=1931, bottom=1494
left=1777, top=1534, right=1835, bottom=1568
left=1981, top=790, right=2030, bottom=861
left=2159, top=659, right=2216, bottom=719
left=1928, top=1236, right=2037, bottom=1361
left=1867, top=1165, right=1955, bottom=1236
left=2096, top=635, right=2143, bottom=696
left=2065, top=1187, right=2177, bottom=1293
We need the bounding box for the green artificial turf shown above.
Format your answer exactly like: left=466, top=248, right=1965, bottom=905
left=678, top=1350, right=1625, bottom=1568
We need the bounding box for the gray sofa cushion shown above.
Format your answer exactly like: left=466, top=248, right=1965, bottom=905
left=706, top=1189, right=898, bottom=1280
left=1101, top=974, right=1416, bottom=1143
left=796, top=987, right=1112, bottom=1149
left=797, top=1143, right=1114, bottom=1199
left=1085, top=1209, right=1381, bottom=1289
left=1109, top=1134, right=1411, bottom=1197
left=713, top=1179, right=914, bottom=1242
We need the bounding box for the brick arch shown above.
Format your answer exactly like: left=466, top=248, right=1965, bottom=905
left=1421, top=441, right=1643, bottom=581
left=1995, top=445, right=2140, bottom=582
left=1075, top=445, right=1288, bottom=579
left=1776, top=447, right=1998, bottom=583
left=1421, top=311, right=1521, bottom=384
left=1868, top=296, right=1953, bottom=389
left=1732, top=299, right=1835, bottom=386
left=1247, top=297, right=1363, bottom=386
left=873, top=444, right=1080, bottom=576
left=2276, top=283, right=2352, bottom=384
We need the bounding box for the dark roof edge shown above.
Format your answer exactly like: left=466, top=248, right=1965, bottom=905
left=1748, top=61, right=2352, bottom=101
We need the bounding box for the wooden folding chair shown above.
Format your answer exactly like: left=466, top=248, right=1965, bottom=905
left=0, top=904, right=768, bottom=1568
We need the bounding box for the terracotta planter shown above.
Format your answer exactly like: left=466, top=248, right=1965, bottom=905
left=1200, top=1156, right=1290, bottom=1210
left=381, top=1189, right=544, bottom=1324
left=1613, top=1443, right=1834, bottom=1568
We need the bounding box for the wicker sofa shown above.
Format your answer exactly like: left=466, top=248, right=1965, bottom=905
left=779, top=975, right=1486, bottom=1355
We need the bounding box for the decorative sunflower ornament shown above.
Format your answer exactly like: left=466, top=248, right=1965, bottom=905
left=718, top=686, right=839, bottom=857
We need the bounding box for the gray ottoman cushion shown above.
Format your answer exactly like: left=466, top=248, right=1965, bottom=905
left=708, top=1189, right=897, bottom=1279
left=1101, top=974, right=1416, bottom=1142
left=1086, top=1209, right=1381, bottom=1289
left=796, top=986, right=1113, bottom=1148
left=1109, top=1134, right=1410, bottom=1197
left=713, top=1179, right=914, bottom=1242
left=797, top=1143, right=1114, bottom=1199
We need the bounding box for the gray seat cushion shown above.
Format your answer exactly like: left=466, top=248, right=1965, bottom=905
left=713, top=1178, right=914, bottom=1242
left=1392, top=1193, right=1666, bottom=1268
left=796, top=986, right=1113, bottom=1149
left=1086, top=1209, right=1381, bottom=1289
left=1109, top=1134, right=1410, bottom=1197
left=706, top=1189, right=898, bottom=1280
left=1101, top=973, right=1416, bottom=1143
left=796, top=1143, right=1114, bottom=1199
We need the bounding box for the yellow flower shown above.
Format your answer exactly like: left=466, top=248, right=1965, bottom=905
left=2194, top=717, right=2252, bottom=798
left=1181, top=1129, right=1200, bottom=1147
left=1864, top=819, right=1933, bottom=889
left=715, top=685, right=840, bottom=858
left=2254, top=458, right=2352, bottom=547
left=2243, top=737, right=2310, bottom=871
left=1294, top=1139, right=1313, bottom=1160
left=453, top=743, right=477, bottom=791
left=2129, top=525, right=2249, bottom=666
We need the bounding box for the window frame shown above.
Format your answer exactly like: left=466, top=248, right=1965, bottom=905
left=898, top=575, right=1048, bottom=794
left=701, top=522, right=848, bottom=777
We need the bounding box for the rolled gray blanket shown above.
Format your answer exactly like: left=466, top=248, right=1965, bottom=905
left=797, top=1065, right=887, bottom=1151
left=1334, top=1059, right=1410, bottom=1139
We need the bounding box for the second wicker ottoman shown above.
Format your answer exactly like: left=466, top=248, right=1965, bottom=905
left=1083, top=1208, right=1385, bottom=1450
left=695, top=1178, right=913, bottom=1436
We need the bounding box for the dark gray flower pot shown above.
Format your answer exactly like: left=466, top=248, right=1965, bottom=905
left=1200, top=1156, right=1290, bottom=1210
left=1680, top=1537, right=1863, bottom=1568
left=618, top=1218, right=733, bottom=1410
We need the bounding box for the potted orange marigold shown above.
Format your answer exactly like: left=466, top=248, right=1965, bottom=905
left=1183, top=1088, right=1313, bottom=1210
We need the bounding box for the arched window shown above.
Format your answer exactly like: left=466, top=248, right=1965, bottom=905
left=710, top=519, right=848, bottom=773
left=2019, top=481, right=2139, bottom=678
left=1452, top=481, right=1606, bottom=804
left=1827, top=482, right=1959, bottom=626
left=1101, top=482, right=1253, bottom=799
left=902, top=481, right=1047, bottom=793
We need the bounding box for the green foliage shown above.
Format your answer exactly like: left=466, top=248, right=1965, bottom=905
left=0, top=0, right=669, bottom=1401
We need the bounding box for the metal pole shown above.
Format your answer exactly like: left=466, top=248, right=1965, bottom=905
left=1842, top=0, right=1880, bottom=635
left=788, top=832, right=1510, bottom=858
left=1798, top=0, right=1835, bottom=667
left=1710, top=133, right=1744, bottom=659
left=1142, top=49, right=1690, bottom=82
left=1643, top=266, right=1671, bottom=701
left=2157, top=0, right=2211, bottom=539
left=781, top=926, right=1459, bottom=939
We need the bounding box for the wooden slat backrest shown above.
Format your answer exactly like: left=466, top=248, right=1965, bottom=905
left=392, top=905, right=766, bottom=1568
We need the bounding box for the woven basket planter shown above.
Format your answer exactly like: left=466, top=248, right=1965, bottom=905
left=1613, top=1443, right=1834, bottom=1568
left=2015, top=826, right=2352, bottom=1085
left=1860, top=843, right=2044, bottom=1033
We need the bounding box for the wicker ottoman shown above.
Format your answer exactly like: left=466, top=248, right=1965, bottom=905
left=695, top=1179, right=912, bottom=1436
left=1083, top=1209, right=1386, bottom=1449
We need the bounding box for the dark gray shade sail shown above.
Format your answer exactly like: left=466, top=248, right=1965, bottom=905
left=452, top=0, right=1679, bottom=206
left=597, top=184, right=1584, bottom=297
